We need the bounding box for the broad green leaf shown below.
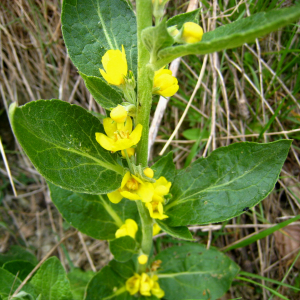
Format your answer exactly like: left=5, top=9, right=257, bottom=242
left=0, top=268, right=22, bottom=299
left=9, top=100, right=124, bottom=194
left=141, top=18, right=174, bottom=63
left=108, top=259, right=135, bottom=279
left=80, top=72, right=123, bottom=110
left=109, top=236, right=137, bottom=262
left=0, top=246, right=38, bottom=267
left=167, top=9, right=201, bottom=29
left=61, top=0, right=137, bottom=78
left=3, top=260, right=35, bottom=281
left=152, top=152, right=176, bottom=182
left=85, top=265, right=131, bottom=300
left=28, top=257, right=72, bottom=300
left=154, top=6, right=300, bottom=69
left=156, top=244, right=239, bottom=300
left=165, top=140, right=291, bottom=226
left=156, top=220, right=194, bottom=241
left=49, top=182, right=138, bottom=240
left=67, top=269, right=94, bottom=300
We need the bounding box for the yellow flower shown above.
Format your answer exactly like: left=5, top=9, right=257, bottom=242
left=151, top=275, right=165, bottom=299
left=143, top=167, right=154, bottom=178
left=115, top=219, right=138, bottom=239
left=110, top=105, right=128, bottom=123
left=107, top=172, right=154, bottom=203
left=153, top=223, right=161, bottom=236
left=138, top=254, right=148, bottom=265
left=182, top=22, right=203, bottom=43
left=153, top=176, right=171, bottom=202
left=139, top=273, right=153, bottom=296
left=146, top=201, right=168, bottom=220
left=126, top=273, right=140, bottom=295
left=121, top=148, right=135, bottom=158
left=99, top=45, right=128, bottom=86
left=95, top=116, right=142, bottom=152
left=153, top=68, right=179, bottom=97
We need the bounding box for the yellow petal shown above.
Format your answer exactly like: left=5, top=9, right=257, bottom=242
left=126, top=274, right=141, bottom=295
left=107, top=190, right=123, bottom=204
left=95, top=132, right=115, bottom=151
left=120, top=190, right=141, bottom=200
left=138, top=183, right=154, bottom=203
left=103, top=118, right=117, bottom=138
left=158, top=84, right=179, bottom=97
left=110, top=105, right=128, bottom=123
left=153, top=223, right=161, bottom=236
left=143, top=168, right=154, bottom=178
left=125, top=219, right=138, bottom=233
left=121, top=171, right=131, bottom=188
left=182, top=22, right=203, bottom=43
left=129, top=124, right=143, bottom=145
left=113, top=139, right=135, bottom=151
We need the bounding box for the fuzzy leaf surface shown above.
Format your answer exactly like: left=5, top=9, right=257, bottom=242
left=9, top=100, right=124, bottom=194
left=80, top=73, right=123, bottom=109
left=156, top=220, right=194, bottom=241
left=156, top=244, right=239, bottom=300
left=28, top=257, right=72, bottom=300
left=62, top=0, right=137, bottom=78
left=109, top=236, right=136, bottom=262
left=0, top=268, right=22, bottom=299
left=0, top=246, right=37, bottom=267
left=152, top=152, right=176, bottom=182
left=165, top=140, right=291, bottom=226
left=155, top=6, right=300, bottom=69
left=49, top=182, right=138, bottom=240
left=3, top=260, right=35, bottom=281
left=167, top=9, right=200, bottom=29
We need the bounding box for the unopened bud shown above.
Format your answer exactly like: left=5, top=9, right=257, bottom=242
left=181, top=22, right=203, bottom=43
left=143, top=168, right=154, bottom=178
left=110, top=105, right=128, bottom=123
left=138, top=254, right=148, bottom=265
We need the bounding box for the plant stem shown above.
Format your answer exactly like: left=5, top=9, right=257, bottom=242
left=136, top=200, right=153, bottom=273
left=135, top=0, right=154, bottom=273
left=136, top=0, right=154, bottom=168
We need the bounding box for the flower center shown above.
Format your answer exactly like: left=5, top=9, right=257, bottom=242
left=126, top=178, right=139, bottom=191
left=114, top=130, right=130, bottom=141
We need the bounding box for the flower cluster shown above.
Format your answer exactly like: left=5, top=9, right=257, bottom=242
left=108, top=169, right=171, bottom=220
left=126, top=273, right=164, bottom=298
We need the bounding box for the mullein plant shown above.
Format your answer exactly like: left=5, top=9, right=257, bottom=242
left=6, top=0, right=300, bottom=299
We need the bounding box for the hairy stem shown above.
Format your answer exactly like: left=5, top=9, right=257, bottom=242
left=135, top=0, right=154, bottom=272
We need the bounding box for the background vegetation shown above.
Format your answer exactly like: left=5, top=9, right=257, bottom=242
left=1, top=0, right=299, bottom=299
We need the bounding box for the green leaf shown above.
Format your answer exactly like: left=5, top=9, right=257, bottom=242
left=156, top=220, right=194, bottom=241
left=156, top=244, right=239, bottom=300
left=0, top=268, right=22, bottom=299
left=61, top=0, right=137, bottom=78
left=85, top=265, right=131, bottom=300
left=3, top=260, right=35, bottom=281
left=165, top=140, right=291, bottom=226
left=28, top=257, right=73, bottom=300
left=108, top=259, right=135, bottom=279
left=141, top=18, right=174, bottom=63
left=48, top=182, right=138, bottom=240
left=152, top=152, right=176, bottom=182
left=154, top=6, right=300, bottom=69
left=0, top=246, right=38, bottom=267
left=109, top=236, right=137, bottom=262
left=80, top=73, right=123, bottom=110
left=9, top=100, right=124, bottom=194
left=167, top=9, right=201, bottom=29
left=182, top=128, right=209, bottom=141
left=67, top=269, right=94, bottom=300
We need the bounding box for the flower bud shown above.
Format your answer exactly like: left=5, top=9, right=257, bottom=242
left=121, top=148, right=135, bottom=158
left=153, top=223, right=161, bottom=236
left=110, top=105, right=128, bottom=123
left=143, top=167, right=154, bottom=178
left=181, top=22, right=203, bottom=43
left=153, top=68, right=179, bottom=97
left=138, top=254, right=148, bottom=265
